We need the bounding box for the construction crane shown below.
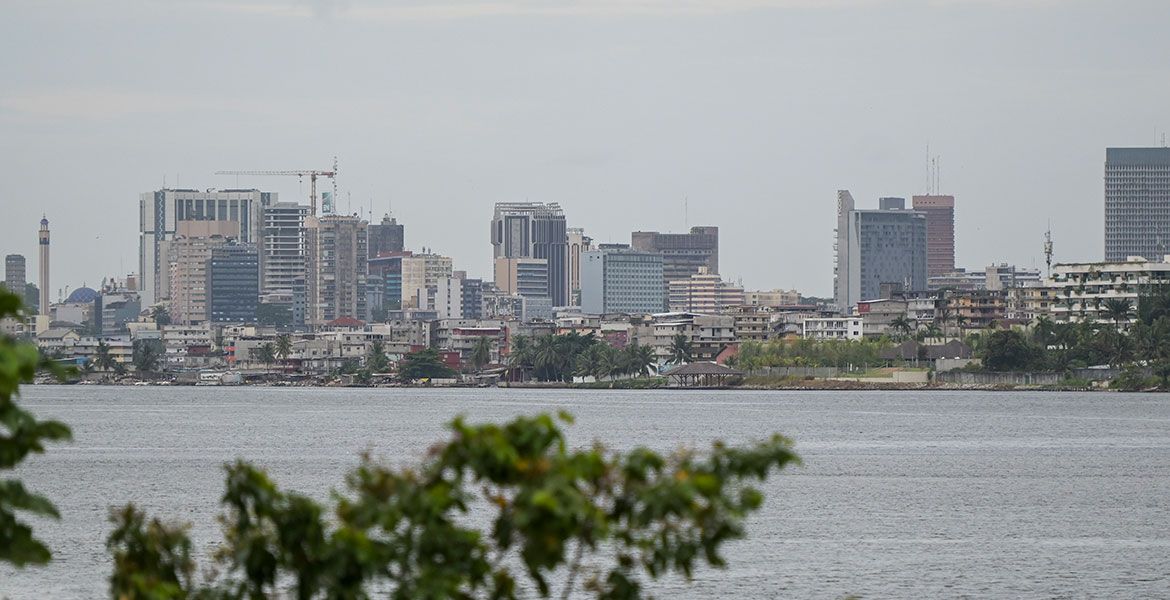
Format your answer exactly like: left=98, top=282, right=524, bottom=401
left=216, top=157, right=338, bottom=216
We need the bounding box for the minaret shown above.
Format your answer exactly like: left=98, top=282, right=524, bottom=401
left=38, top=217, right=50, bottom=316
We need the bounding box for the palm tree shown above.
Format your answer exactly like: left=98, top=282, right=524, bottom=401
left=470, top=336, right=493, bottom=372
left=275, top=334, right=293, bottom=372
left=667, top=334, right=693, bottom=366
left=574, top=345, right=600, bottom=379
left=507, top=335, right=532, bottom=381
left=1102, top=298, right=1134, bottom=330
left=256, top=342, right=277, bottom=376
left=625, top=343, right=656, bottom=377
left=890, top=314, right=913, bottom=342
left=94, top=340, right=117, bottom=373
left=1031, top=315, right=1056, bottom=348
left=366, top=340, right=389, bottom=373
left=150, top=305, right=171, bottom=327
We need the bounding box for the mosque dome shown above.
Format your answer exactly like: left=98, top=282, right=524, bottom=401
left=65, top=287, right=99, bottom=304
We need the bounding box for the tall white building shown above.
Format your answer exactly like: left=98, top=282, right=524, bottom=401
left=401, top=253, right=453, bottom=309
left=139, top=188, right=273, bottom=306
left=261, top=202, right=307, bottom=304
left=1105, top=148, right=1170, bottom=262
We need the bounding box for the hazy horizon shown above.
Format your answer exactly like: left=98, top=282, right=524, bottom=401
left=3, top=0, right=1169, bottom=299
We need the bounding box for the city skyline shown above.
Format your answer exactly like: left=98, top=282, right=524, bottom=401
left=5, top=1, right=1170, bottom=296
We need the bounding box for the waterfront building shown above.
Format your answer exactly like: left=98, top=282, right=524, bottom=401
left=833, top=192, right=928, bottom=311
left=744, top=289, right=802, bottom=308
left=648, top=312, right=735, bottom=363
left=1048, top=256, right=1170, bottom=326
left=304, top=215, right=368, bottom=326
left=580, top=245, right=665, bottom=316
left=802, top=316, right=864, bottom=341
left=912, top=195, right=956, bottom=278
left=631, top=226, right=719, bottom=284
left=490, top=202, right=569, bottom=306
left=1105, top=147, right=1170, bottom=262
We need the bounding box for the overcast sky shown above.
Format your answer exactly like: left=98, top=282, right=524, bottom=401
left=2, top=0, right=1168, bottom=300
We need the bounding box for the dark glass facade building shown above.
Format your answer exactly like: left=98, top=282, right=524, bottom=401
left=206, top=243, right=260, bottom=324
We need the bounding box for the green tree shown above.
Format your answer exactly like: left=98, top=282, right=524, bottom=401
left=132, top=338, right=165, bottom=373
left=366, top=339, right=389, bottom=373
left=508, top=335, right=533, bottom=381
left=150, top=305, right=172, bottom=327
left=981, top=329, right=1040, bottom=372
left=667, top=334, right=693, bottom=365
left=1103, top=297, right=1134, bottom=330
left=470, top=336, right=494, bottom=371
left=94, top=340, right=118, bottom=373
left=108, top=412, right=798, bottom=599
left=625, top=343, right=656, bottom=377
left=889, top=314, right=913, bottom=341
left=275, top=334, right=293, bottom=371
left=397, top=348, right=458, bottom=382
left=255, top=342, right=277, bottom=376
left=0, top=288, right=72, bottom=567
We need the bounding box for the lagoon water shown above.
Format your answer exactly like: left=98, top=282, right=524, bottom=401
left=3, top=386, right=1170, bottom=598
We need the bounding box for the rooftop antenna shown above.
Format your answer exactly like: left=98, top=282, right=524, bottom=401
left=925, top=143, right=931, bottom=194
left=684, top=196, right=689, bottom=229
left=1043, top=226, right=1054, bottom=276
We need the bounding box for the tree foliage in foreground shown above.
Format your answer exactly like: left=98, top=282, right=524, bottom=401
left=108, top=413, right=798, bottom=599
left=0, top=288, right=72, bottom=567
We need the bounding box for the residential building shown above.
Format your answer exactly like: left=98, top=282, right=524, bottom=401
left=566, top=227, right=593, bottom=305
left=1104, top=147, right=1170, bottom=262
left=168, top=221, right=239, bottom=325
left=649, top=312, right=735, bottom=363
left=745, top=289, right=802, bottom=308
left=580, top=245, right=665, bottom=316
left=140, top=188, right=274, bottom=306
left=802, top=316, right=864, bottom=341
left=1048, top=256, right=1170, bottom=326
left=912, top=195, right=956, bottom=278
left=857, top=298, right=910, bottom=338
left=431, top=319, right=508, bottom=365
left=260, top=202, right=307, bottom=305
left=833, top=191, right=928, bottom=311
left=1007, top=284, right=1058, bottom=323
left=100, top=291, right=142, bottom=336
left=401, top=253, right=453, bottom=309
left=667, top=267, right=744, bottom=313
left=631, top=226, right=719, bottom=284
left=726, top=306, right=772, bottom=342
left=929, top=264, right=1042, bottom=291
left=4, top=254, right=26, bottom=294
left=304, top=215, right=368, bottom=327
left=949, top=289, right=1007, bottom=330
left=207, top=243, right=260, bottom=324
left=368, top=214, right=405, bottom=258
left=491, top=202, right=568, bottom=306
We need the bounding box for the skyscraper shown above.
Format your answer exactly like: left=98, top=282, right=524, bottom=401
left=630, top=226, right=719, bottom=284
left=38, top=218, right=50, bottom=316
left=566, top=227, right=593, bottom=305
left=139, top=188, right=273, bottom=306
left=4, top=254, right=26, bottom=294
left=834, top=192, right=928, bottom=310
left=367, top=215, right=405, bottom=258
left=580, top=245, right=665, bottom=316
left=168, top=221, right=238, bottom=325
left=1105, top=147, right=1170, bottom=261
left=260, top=202, right=307, bottom=304
left=207, top=243, right=260, bottom=324
left=401, top=253, right=453, bottom=310
left=490, top=202, right=569, bottom=306
left=304, top=215, right=368, bottom=326
left=912, top=195, right=956, bottom=277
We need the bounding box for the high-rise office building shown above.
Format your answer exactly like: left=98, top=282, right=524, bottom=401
left=304, top=215, right=368, bottom=326
left=434, top=276, right=484, bottom=320
left=207, top=243, right=260, bottom=324
left=38, top=218, right=50, bottom=316
left=5, top=254, right=26, bottom=294
left=168, top=221, right=238, bottom=325
left=260, top=202, right=307, bottom=304
left=493, top=258, right=549, bottom=299
left=1105, top=147, right=1170, bottom=261
left=490, top=203, right=568, bottom=306
left=580, top=245, right=665, bottom=316
left=834, top=192, right=928, bottom=310
left=400, top=253, right=452, bottom=310
left=139, top=188, right=274, bottom=306
left=566, top=228, right=593, bottom=305
left=631, top=226, right=719, bottom=284
left=368, top=215, right=405, bottom=258
left=368, top=251, right=412, bottom=312
left=912, top=195, right=956, bottom=278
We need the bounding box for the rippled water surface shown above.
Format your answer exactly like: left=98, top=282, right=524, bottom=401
left=4, top=386, right=1170, bottom=598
